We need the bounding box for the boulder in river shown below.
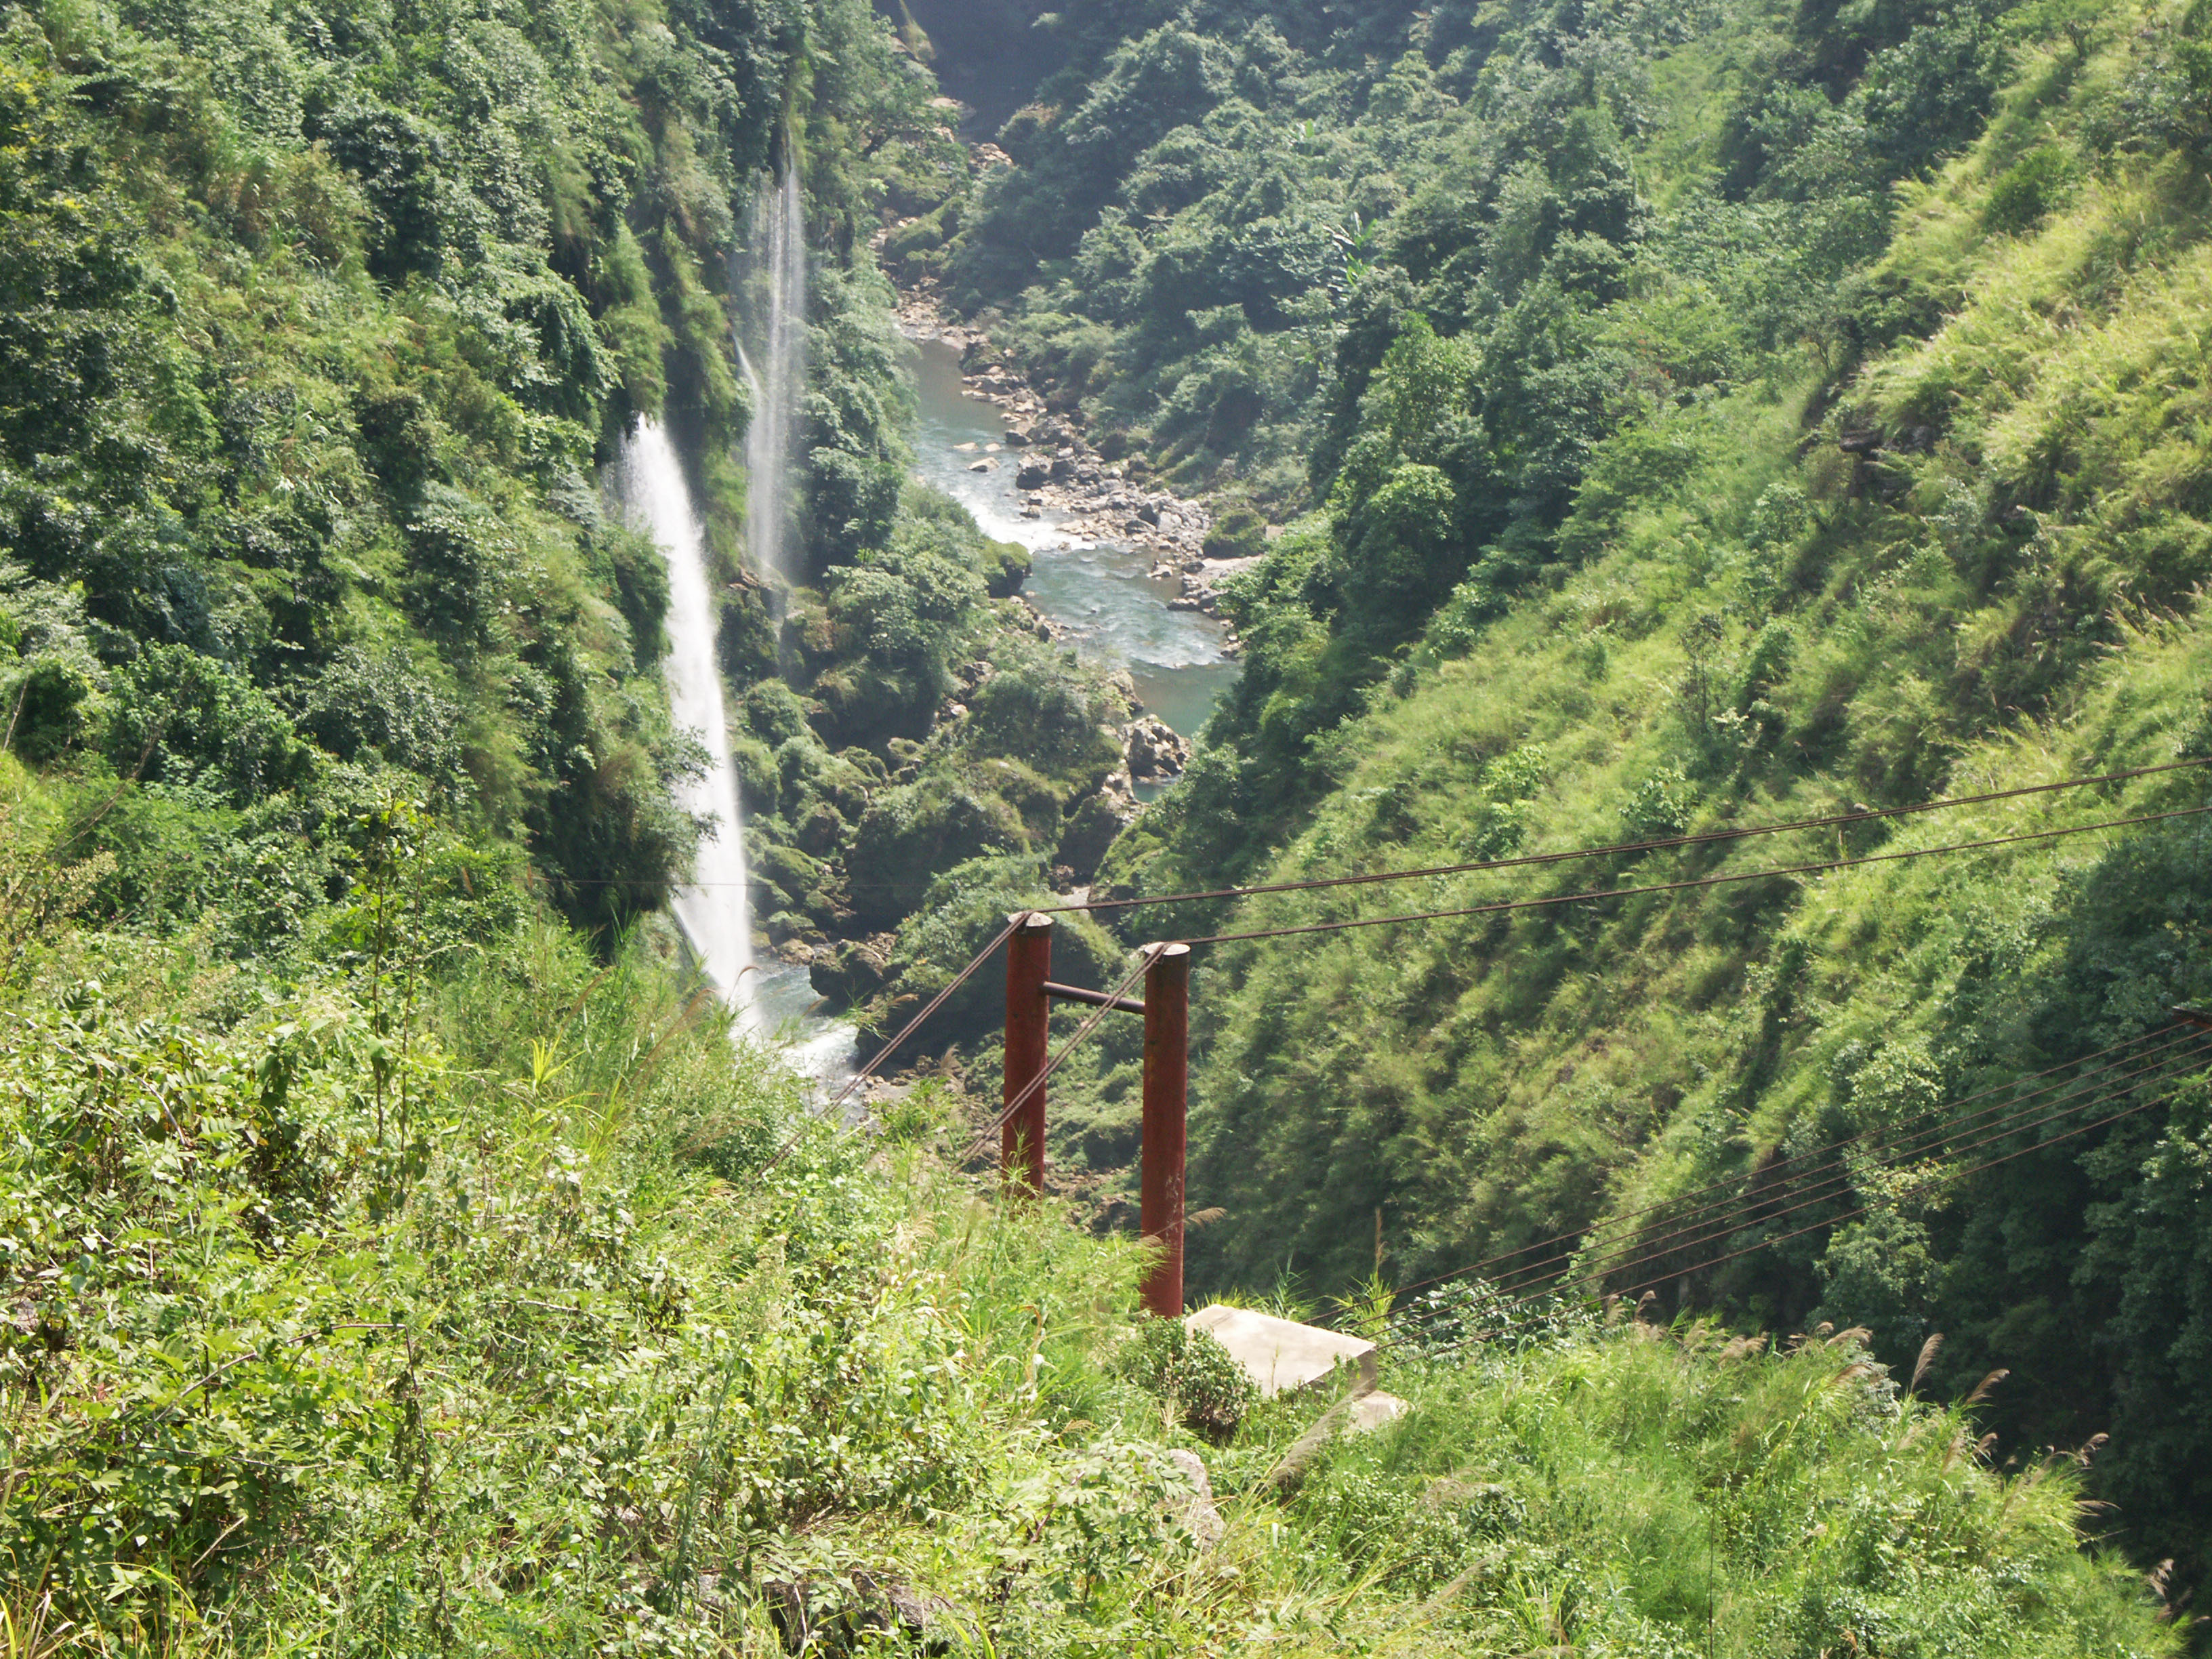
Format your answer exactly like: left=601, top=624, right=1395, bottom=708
left=1125, top=716, right=1189, bottom=780
left=810, top=935, right=895, bottom=1008
left=1017, top=460, right=1050, bottom=489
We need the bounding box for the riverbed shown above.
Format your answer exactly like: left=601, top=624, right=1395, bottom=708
left=904, top=335, right=1240, bottom=741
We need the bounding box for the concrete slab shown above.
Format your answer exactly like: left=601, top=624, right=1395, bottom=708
left=1349, top=1391, right=1406, bottom=1433
left=1186, top=1305, right=1378, bottom=1399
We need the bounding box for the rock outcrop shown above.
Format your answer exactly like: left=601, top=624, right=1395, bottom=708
left=1125, top=716, right=1189, bottom=781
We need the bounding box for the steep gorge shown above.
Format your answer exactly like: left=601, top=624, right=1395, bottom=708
left=894, top=0, right=2212, bottom=1593
left=2, top=0, right=2209, bottom=1647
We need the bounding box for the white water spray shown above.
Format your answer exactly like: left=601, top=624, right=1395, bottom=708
left=739, top=167, right=807, bottom=586
left=616, top=421, right=757, bottom=1023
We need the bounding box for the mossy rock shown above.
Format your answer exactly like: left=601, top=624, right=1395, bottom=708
left=1057, top=787, right=1139, bottom=881
left=739, top=679, right=810, bottom=746
left=777, top=736, right=872, bottom=822
left=980, top=537, right=1030, bottom=597
left=731, top=735, right=779, bottom=815
left=758, top=843, right=821, bottom=910
left=1202, top=504, right=1267, bottom=561
left=717, top=590, right=777, bottom=683
left=846, top=780, right=1030, bottom=925
left=962, top=757, right=1063, bottom=842
left=808, top=936, right=892, bottom=1008
left=794, top=798, right=848, bottom=856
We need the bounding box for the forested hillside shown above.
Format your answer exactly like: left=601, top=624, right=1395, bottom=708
left=1, top=0, right=2203, bottom=1646
left=892, top=0, right=2212, bottom=1604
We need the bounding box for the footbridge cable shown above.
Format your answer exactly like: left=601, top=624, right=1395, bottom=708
left=1391, top=1023, right=2211, bottom=1310
left=1162, top=802, right=2212, bottom=949
left=1400, top=1057, right=2211, bottom=1358
left=1044, top=754, right=2212, bottom=918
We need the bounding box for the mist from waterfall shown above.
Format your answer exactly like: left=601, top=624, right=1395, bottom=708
left=738, top=167, right=806, bottom=586
left=615, top=420, right=757, bottom=1023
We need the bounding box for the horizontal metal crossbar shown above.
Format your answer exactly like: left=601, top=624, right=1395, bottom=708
left=1043, top=981, right=1146, bottom=1015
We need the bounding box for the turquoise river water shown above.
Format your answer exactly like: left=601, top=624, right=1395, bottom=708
left=905, top=336, right=1240, bottom=740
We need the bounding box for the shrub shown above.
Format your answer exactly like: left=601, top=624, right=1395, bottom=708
left=1623, top=765, right=1698, bottom=841
left=1982, top=145, right=2073, bottom=234
left=290, top=648, right=459, bottom=781
left=966, top=659, right=1121, bottom=787
left=1119, top=1317, right=1255, bottom=1442
left=846, top=779, right=1030, bottom=924
left=1203, top=504, right=1268, bottom=560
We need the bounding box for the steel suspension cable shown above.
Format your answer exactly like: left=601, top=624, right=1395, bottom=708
left=1446, top=1027, right=2212, bottom=1306
left=1422, top=1069, right=2201, bottom=1359
left=1170, top=804, right=2212, bottom=950
left=1433, top=1035, right=2212, bottom=1318
left=1404, top=1058, right=2207, bottom=1355
left=497, top=756, right=2212, bottom=897
left=760, top=915, right=1022, bottom=1175
left=1046, top=755, right=2212, bottom=917
left=1384, top=1023, right=2187, bottom=1305
left=1495, top=1056, right=2194, bottom=1312
left=754, top=765, right=2211, bottom=1190
left=956, top=948, right=1157, bottom=1167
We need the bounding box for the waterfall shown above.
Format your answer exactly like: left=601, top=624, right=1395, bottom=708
left=615, top=420, right=757, bottom=1023
left=739, top=167, right=806, bottom=586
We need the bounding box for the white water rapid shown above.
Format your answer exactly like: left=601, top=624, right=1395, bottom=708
left=615, top=420, right=758, bottom=1023
left=740, top=167, right=806, bottom=586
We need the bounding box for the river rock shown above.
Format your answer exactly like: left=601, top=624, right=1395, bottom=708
left=1017, top=460, right=1050, bottom=489
left=1126, top=716, right=1189, bottom=780
left=1057, top=782, right=1141, bottom=880
left=810, top=935, right=893, bottom=1007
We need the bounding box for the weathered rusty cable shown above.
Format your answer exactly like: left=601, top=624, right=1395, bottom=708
left=759, top=916, right=1021, bottom=1175
left=1169, top=803, right=2212, bottom=949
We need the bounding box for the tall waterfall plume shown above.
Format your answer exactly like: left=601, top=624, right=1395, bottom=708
left=738, top=167, right=806, bottom=586
left=615, top=421, right=757, bottom=1022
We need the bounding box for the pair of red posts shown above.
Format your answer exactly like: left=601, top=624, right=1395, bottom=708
left=1000, top=912, right=1189, bottom=1318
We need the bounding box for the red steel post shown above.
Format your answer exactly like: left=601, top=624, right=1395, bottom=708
left=1139, top=943, right=1191, bottom=1318
left=1002, top=911, right=1054, bottom=1193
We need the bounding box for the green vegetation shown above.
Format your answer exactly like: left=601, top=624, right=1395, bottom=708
left=0, top=0, right=1132, bottom=1005
left=903, top=0, right=2212, bottom=1606
left=4, top=0, right=2207, bottom=1643
left=0, top=792, right=2177, bottom=1647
